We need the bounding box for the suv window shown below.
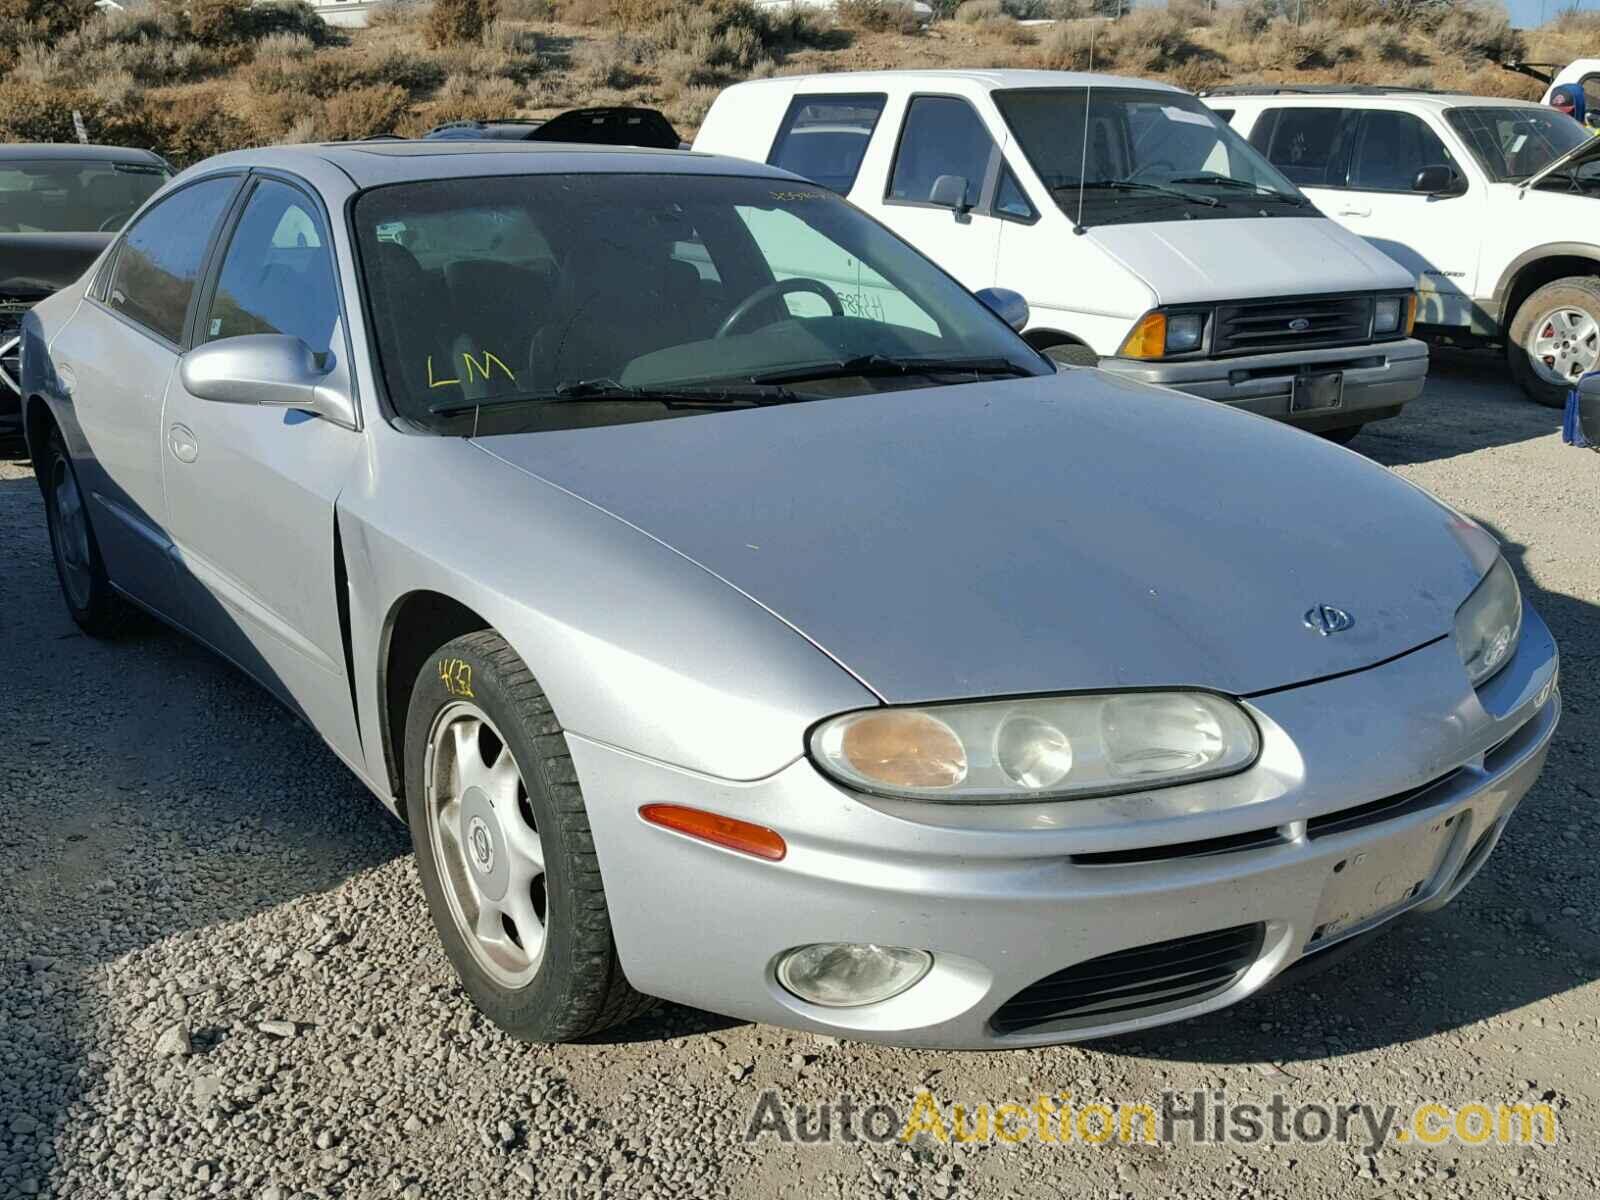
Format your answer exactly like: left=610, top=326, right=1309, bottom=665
left=889, top=95, right=996, bottom=207
left=105, top=176, right=237, bottom=344
left=1349, top=111, right=1458, bottom=192
left=1251, top=108, right=1356, bottom=188
left=204, top=179, right=340, bottom=356
left=767, top=94, right=886, bottom=195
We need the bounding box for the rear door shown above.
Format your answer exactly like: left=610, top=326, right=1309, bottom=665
left=48, top=173, right=241, bottom=621
left=160, top=174, right=363, bottom=762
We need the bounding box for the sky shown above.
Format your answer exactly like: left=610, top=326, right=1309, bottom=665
left=1508, top=0, right=1589, bottom=25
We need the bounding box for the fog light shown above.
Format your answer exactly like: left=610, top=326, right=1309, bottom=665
left=776, top=943, right=932, bottom=1007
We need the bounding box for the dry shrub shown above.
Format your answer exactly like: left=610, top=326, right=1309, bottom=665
left=0, top=0, right=96, bottom=46
left=1432, top=2, right=1521, bottom=66
left=320, top=82, right=410, bottom=139
left=143, top=84, right=252, bottom=163
left=1034, top=18, right=1099, bottom=69
left=367, top=0, right=429, bottom=28
left=1258, top=16, right=1342, bottom=69
left=1165, top=0, right=1215, bottom=28
left=249, top=48, right=446, bottom=97
left=834, top=0, right=923, bottom=33
left=954, top=0, right=1003, bottom=20
left=426, top=0, right=499, bottom=46
left=1170, top=56, right=1223, bottom=92
left=1347, top=23, right=1410, bottom=65
left=1213, top=0, right=1275, bottom=44
left=574, top=31, right=649, bottom=87
left=1102, top=8, right=1201, bottom=72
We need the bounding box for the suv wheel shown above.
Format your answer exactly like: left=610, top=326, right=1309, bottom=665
left=404, top=630, right=656, bottom=1042
left=1507, top=276, right=1600, bottom=407
left=42, top=427, right=130, bottom=636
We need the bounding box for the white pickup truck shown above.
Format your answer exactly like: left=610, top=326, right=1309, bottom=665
left=695, top=69, right=1427, bottom=442
left=1209, top=85, right=1600, bottom=407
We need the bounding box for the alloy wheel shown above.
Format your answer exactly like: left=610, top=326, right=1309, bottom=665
left=1528, top=306, right=1600, bottom=386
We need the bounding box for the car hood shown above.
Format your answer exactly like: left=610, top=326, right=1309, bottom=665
left=474, top=372, right=1489, bottom=703
left=0, top=232, right=113, bottom=297
left=1088, top=217, right=1413, bottom=307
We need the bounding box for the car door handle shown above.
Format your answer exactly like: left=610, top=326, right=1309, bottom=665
left=168, top=423, right=198, bottom=464
left=1337, top=206, right=1371, bottom=218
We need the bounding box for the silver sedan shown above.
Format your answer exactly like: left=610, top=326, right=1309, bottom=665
left=20, top=143, right=1558, bottom=1048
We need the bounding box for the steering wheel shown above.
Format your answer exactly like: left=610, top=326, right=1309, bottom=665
left=98, top=209, right=136, bottom=233
left=716, top=277, right=843, bottom=339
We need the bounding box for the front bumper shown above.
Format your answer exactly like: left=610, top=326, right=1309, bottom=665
left=1100, top=337, right=1429, bottom=431
left=574, top=610, right=1557, bottom=1049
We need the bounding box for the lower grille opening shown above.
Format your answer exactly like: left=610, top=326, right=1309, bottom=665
left=990, top=923, right=1265, bottom=1035
left=1454, top=825, right=1499, bottom=884
left=1306, top=770, right=1459, bottom=839
left=1070, top=827, right=1285, bottom=867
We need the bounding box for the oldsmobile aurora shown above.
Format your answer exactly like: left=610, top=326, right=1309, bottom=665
left=21, top=143, right=1558, bottom=1047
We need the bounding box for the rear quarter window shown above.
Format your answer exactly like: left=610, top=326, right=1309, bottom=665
left=768, top=94, right=887, bottom=195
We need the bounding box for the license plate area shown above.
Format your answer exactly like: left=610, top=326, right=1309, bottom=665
left=1310, top=814, right=1461, bottom=944
left=1290, top=371, right=1344, bottom=412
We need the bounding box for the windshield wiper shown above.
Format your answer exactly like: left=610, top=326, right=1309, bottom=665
left=747, top=354, right=1036, bottom=386
left=1166, top=175, right=1309, bottom=204
left=1068, top=180, right=1220, bottom=207
left=428, top=378, right=799, bottom=417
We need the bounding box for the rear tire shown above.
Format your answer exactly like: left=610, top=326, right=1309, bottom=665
left=404, top=630, right=655, bottom=1042
left=1506, top=276, right=1600, bottom=408
left=41, top=427, right=129, bottom=637
left=1320, top=425, right=1364, bottom=445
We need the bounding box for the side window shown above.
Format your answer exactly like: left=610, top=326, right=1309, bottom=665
left=1210, top=108, right=1235, bottom=124
left=1349, top=111, right=1458, bottom=192
left=993, top=163, right=1037, bottom=221
left=1254, top=107, right=1356, bottom=188
left=204, top=179, right=340, bottom=355
left=734, top=204, right=938, bottom=335
left=889, top=96, right=996, bottom=206
left=768, top=94, right=887, bottom=195
left=105, top=176, right=237, bottom=344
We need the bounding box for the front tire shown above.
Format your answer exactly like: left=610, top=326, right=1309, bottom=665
left=404, top=630, right=655, bottom=1042
left=1507, top=277, right=1600, bottom=408
left=41, top=427, right=129, bottom=637
left=1320, top=424, right=1364, bottom=445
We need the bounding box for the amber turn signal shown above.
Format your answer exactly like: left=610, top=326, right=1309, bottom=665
left=639, top=804, right=787, bottom=861
left=1118, top=311, right=1168, bottom=360
left=1404, top=292, right=1419, bottom=337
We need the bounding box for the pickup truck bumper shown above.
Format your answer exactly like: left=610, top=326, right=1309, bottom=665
left=1100, top=337, right=1429, bottom=432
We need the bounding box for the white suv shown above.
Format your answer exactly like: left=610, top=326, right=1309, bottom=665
left=1209, top=86, right=1600, bottom=407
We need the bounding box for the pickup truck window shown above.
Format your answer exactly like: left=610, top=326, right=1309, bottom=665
left=767, top=94, right=886, bottom=195
left=1251, top=107, right=1356, bottom=188
left=1446, top=106, right=1590, bottom=182
left=888, top=96, right=997, bottom=208
left=1349, top=111, right=1459, bottom=193
left=995, top=88, right=1309, bottom=227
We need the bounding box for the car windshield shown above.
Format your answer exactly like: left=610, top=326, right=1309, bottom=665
left=993, top=87, right=1310, bottom=227
left=0, top=159, right=170, bottom=234
left=1445, top=106, right=1593, bottom=183
left=351, top=172, right=1050, bottom=435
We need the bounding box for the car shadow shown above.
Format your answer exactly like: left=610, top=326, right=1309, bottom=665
left=1103, top=519, right=1598, bottom=1065
left=1357, top=348, right=1561, bottom=468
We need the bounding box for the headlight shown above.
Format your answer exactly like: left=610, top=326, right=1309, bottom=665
left=809, top=693, right=1259, bottom=803
left=1118, top=310, right=1205, bottom=359
left=1454, top=557, right=1522, bottom=686
left=1373, top=296, right=1402, bottom=334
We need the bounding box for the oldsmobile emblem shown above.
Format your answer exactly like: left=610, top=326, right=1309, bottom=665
left=1304, top=604, right=1355, bottom=636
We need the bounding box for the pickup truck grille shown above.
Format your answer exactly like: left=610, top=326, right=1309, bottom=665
left=0, top=300, right=29, bottom=400
left=1212, top=293, right=1375, bottom=357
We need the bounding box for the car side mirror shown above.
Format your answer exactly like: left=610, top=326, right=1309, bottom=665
left=1412, top=165, right=1464, bottom=197
left=929, top=174, right=973, bottom=215
left=180, top=334, right=356, bottom=429
left=975, top=286, right=1029, bottom=332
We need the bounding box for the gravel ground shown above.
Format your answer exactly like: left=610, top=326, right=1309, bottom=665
left=3, top=354, right=1598, bottom=1200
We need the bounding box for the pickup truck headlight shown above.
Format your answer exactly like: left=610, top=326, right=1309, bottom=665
left=809, top=693, right=1259, bottom=803
left=1118, top=310, right=1206, bottom=359
left=1455, top=557, right=1522, bottom=686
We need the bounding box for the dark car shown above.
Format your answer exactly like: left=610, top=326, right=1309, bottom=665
left=1, top=144, right=172, bottom=433
left=424, top=107, right=685, bottom=150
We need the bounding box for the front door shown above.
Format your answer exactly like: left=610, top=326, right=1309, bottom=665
left=49, top=175, right=240, bottom=621
left=872, top=94, right=1003, bottom=291
left=161, top=176, right=363, bottom=763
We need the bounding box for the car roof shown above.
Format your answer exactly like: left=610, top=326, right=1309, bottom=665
left=722, top=68, right=1182, bottom=97
left=183, top=141, right=798, bottom=190
left=1209, top=89, right=1548, bottom=113
left=0, top=142, right=169, bottom=165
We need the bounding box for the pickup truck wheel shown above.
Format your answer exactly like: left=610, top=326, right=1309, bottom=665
left=42, top=427, right=129, bottom=637
left=1040, top=341, right=1099, bottom=368
left=1507, top=277, right=1600, bottom=408
left=404, top=630, right=656, bottom=1042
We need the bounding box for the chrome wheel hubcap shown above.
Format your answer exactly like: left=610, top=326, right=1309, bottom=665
left=425, top=702, right=548, bottom=988
left=50, top=456, right=92, bottom=609
left=1529, top=307, right=1600, bottom=385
